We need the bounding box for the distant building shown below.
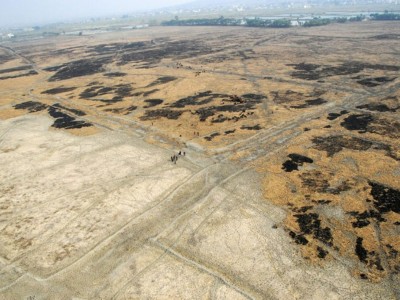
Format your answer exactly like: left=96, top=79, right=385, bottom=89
left=134, top=24, right=149, bottom=29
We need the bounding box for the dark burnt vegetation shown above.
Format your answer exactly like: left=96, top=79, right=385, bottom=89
left=46, top=47, right=82, bottom=57
left=211, top=111, right=255, bottom=123
left=340, top=114, right=373, bottom=133
left=199, top=53, right=232, bottom=64
left=312, top=135, right=400, bottom=160
left=211, top=114, right=230, bottom=123
left=0, top=70, right=38, bottom=80
left=349, top=210, right=386, bottom=228
left=289, top=231, right=309, bottom=245
left=284, top=181, right=396, bottom=268
left=225, top=129, right=235, bottom=135
left=169, top=91, right=228, bottom=108
left=146, top=76, right=177, bottom=88
left=271, top=89, right=327, bottom=109
left=355, top=76, right=396, bottom=87
left=41, top=87, right=77, bottom=95
left=242, top=93, right=267, bottom=101
left=369, top=181, right=400, bottom=214
left=290, top=98, right=327, bottom=109
left=195, top=102, right=257, bottom=122
left=0, top=65, right=33, bottom=74
left=355, top=237, right=368, bottom=262
left=0, top=52, right=15, bottom=65
left=282, top=153, right=313, bottom=172
left=335, top=181, right=399, bottom=273
left=285, top=202, right=338, bottom=260
left=355, top=237, right=385, bottom=273
left=300, top=171, right=352, bottom=195
left=80, top=86, right=113, bottom=98
left=196, top=94, right=263, bottom=122
left=288, top=61, right=399, bottom=81
left=204, top=132, right=220, bottom=141
left=385, top=244, right=399, bottom=275
left=14, top=101, right=48, bottom=112
left=281, top=124, right=397, bottom=269
left=138, top=91, right=264, bottom=123
left=140, top=109, right=183, bottom=121
left=46, top=57, right=112, bottom=81
left=356, top=103, right=398, bottom=112
left=271, top=89, right=323, bottom=104
left=14, top=101, right=84, bottom=117
left=340, top=114, right=400, bottom=138
left=15, top=101, right=91, bottom=129
left=241, top=124, right=262, bottom=130
left=117, top=40, right=215, bottom=67
left=294, top=213, right=333, bottom=246
left=48, top=106, right=92, bottom=129
left=132, top=89, right=160, bottom=97
left=13, top=100, right=93, bottom=129
left=299, top=171, right=327, bottom=193
left=386, top=244, right=399, bottom=260
left=312, top=200, right=332, bottom=205
left=367, top=118, right=400, bottom=139
left=52, top=103, right=86, bottom=116
left=292, top=206, right=313, bottom=213
left=104, top=106, right=137, bottom=115
left=79, top=84, right=133, bottom=103
left=154, top=91, right=266, bottom=123
left=87, top=81, right=101, bottom=86
left=144, top=99, right=164, bottom=108
left=134, top=62, right=158, bottom=69
left=287, top=206, right=333, bottom=249
left=104, top=72, right=127, bottom=77
left=317, top=246, right=329, bottom=258
left=327, top=110, right=348, bottom=120
left=312, top=135, right=372, bottom=157
left=87, top=41, right=150, bottom=55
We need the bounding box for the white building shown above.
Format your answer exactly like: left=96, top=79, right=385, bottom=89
left=134, top=24, right=149, bottom=29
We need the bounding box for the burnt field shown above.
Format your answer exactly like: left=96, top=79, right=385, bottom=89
left=2, top=22, right=397, bottom=145
left=0, top=21, right=399, bottom=299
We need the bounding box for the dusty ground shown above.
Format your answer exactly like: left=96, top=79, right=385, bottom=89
left=0, top=22, right=399, bottom=299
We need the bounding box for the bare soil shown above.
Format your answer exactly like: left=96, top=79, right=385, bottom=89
left=0, top=22, right=399, bottom=299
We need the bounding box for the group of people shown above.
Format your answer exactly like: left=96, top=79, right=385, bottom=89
left=171, top=150, right=185, bottom=164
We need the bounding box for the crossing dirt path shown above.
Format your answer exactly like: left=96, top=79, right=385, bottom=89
left=0, top=22, right=399, bottom=299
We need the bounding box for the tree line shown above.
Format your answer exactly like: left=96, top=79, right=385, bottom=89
left=162, top=12, right=399, bottom=29
left=370, top=12, right=400, bottom=20
left=161, top=16, right=367, bottom=28
left=162, top=17, right=291, bottom=28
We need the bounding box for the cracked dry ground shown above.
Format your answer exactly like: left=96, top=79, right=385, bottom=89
left=0, top=22, right=399, bottom=299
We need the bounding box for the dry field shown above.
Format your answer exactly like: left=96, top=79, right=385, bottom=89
left=0, top=21, right=399, bottom=299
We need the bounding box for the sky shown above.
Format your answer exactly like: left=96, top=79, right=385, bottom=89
left=0, top=0, right=193, bottom=28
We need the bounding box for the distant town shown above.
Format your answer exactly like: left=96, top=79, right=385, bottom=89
left=0, top=0, right=399, bottom=39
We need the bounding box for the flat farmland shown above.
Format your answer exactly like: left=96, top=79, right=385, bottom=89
left=0, top=22, right=399, bottom=299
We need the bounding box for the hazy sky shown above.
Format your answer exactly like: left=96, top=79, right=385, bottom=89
left=0, top=0, right=193, bottom=27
